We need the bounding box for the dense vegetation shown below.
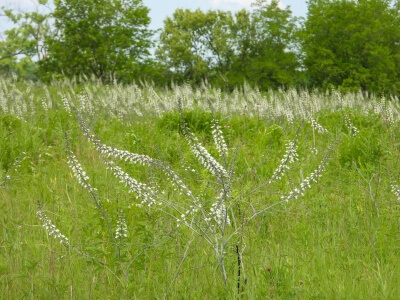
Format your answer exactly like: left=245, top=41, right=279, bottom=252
left=1, top=0, right=400, bottom=93
left=2, top=0, right=400, bottom=298
left=2, top=79, right=400, bottom=298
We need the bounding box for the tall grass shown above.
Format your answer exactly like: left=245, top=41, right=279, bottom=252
left=1, top=79, right=400, bottom=298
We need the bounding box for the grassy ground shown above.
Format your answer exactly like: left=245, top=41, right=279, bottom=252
left=1, top=83, right=400, bottom=299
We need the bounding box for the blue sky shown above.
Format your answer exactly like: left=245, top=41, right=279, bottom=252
left=0, top=0, right=307, bottom=32
left=143, top=0, right=307, bottom=29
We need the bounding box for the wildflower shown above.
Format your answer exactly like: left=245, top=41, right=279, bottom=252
left=105, top=161, right=158, bottom=207
left=344, top=114, right=359, bottom=136
left=115, top=212, right=129, bottom=239
left=66, top=150, right=97, bottom=195
left=186, top=134, right=228, bottom=180
left=211, top=119, right=228, bottom=158
left=37, top=208, right=69, bottom=246
left=281, top=161, right=327, bottom=203
left=269, top=141, right=299, bottom=184
left=310, top=118, right=328, bottom=134
left=391, top=181, right=400, bottom=201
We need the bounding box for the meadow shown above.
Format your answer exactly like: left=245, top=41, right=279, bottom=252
left=1, top=78, right=400, bottom=299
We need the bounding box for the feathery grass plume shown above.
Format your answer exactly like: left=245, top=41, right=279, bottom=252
left=390, top=181, right=400, bottom=201
left=37, top=204, right=70, bottom=246
left=310, top=118, right=329, bottom=134
left=269, top=140, right=299, bottom=184
left=344, top=113, right=359, bottom=136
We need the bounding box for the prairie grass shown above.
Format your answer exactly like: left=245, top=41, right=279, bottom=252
left=1, top=80, right=400, bottom=298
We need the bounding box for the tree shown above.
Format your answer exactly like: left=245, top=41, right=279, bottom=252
left=157, top=2, right=300, bottom=90
left=239, top=0, right=300, bottom=89
left=0, top=1, right=51, bottom=79
left=42, top=0, right=152, bottom=82
left=156, top=9, right=235, bottom=85
left=303, top=0, right=400, bottom=93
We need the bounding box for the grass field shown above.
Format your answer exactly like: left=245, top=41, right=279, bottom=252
left=1, top=79, right=400, bottom=299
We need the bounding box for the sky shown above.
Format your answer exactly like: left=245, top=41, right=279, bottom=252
left=142, top=0, right=307, bottom=30
left=0, top=0, right=307, bottom=32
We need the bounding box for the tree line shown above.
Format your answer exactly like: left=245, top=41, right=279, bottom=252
left=1, top=0, right=400, bottom=93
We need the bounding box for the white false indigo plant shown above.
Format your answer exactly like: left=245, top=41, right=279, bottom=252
left=69, top=110, right=337, bottom=285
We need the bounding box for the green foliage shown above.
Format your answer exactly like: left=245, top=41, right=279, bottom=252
left=0, top=2, right=50, bottom=79
left=2, top=0, right=400, bottom=93
left=303, top=0, right=400, bottom=93
left=243, top=0, right=300, bottom=89
left=2, top=82, right=400, bottom=298
left=41, top=0, right=152, bottom=82
left=157, top=9, right=235, bottom=84
left=157, top=1, right=300, bottom=89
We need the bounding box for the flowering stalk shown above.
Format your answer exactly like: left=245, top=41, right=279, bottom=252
left=211, top=119, right=228, bottom=158
left=115, top=211, right=129, bottom=239
left=280, top=139, right=338, bottom=202
left=310, top=118, right=328, bottom=134
left=344, top=114, right=359, bottom=136
left=105, top=160, right=159, bottom=207
left=181, top=119, right=232, bottom=233
left=76, top=114, right=195, bottom=201
left=182, top=121, right=228, bottom=182
left=280, top=163, right=326, bottom=202
left=391, top=181, right=400, bottom=201
left=65, top=133, right=118, bottom=256
left=37, top=202, right=123, bottom=284
left=37, top=205, right=70, bottom=246
left=67, top=149, right=98, bottom=195
left=269, top=141, right=299, bottom=184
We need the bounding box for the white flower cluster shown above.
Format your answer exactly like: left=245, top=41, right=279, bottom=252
left=176, top=202, right=202, bottom=227
left=67, top=152, right=97, bottom=194
left=187, top=136, right=228, bottom=180
left=310, top=118, right=328, bottom=134
left=269, top=141, right=299, bottom=184
left=41, top=98, right=48, bottom=112
left=80, top=123, right=195, bottom=200
left=115, top=213, right=129, bottom=239
left=385, top=106, right=395, bottom=127
left=285, top=110, right=294, bottom=124
left=344, top=114, right=359, bottom=136
left=211, top=119, right=228, bottom=157
left=207, top=201, right=230, bottom=227
left=281, top=162, right=326, bottom=202
left=106, top=161, right=158, bottom=207
left=391, top=181, right=400, bottom=201
left=61, top=95, right=71, bottom=114
left=37, top=209, right=70, bottom=246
